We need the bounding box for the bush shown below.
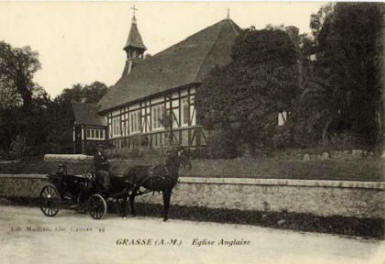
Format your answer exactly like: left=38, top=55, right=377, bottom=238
left=323, top=132, right=363, bottom=150
left=0, top=148, right=11, bottom=160
left=206, top=129, right=240, bottom=159
left=84, top=143, right=97, bottom=156
left=271, top=126, right=294, bottom=150
left=9, top=135, right=26, bottom=160
left=23, top=143, right=64, bottom=157
left=105, top=146, right=165, bottom=161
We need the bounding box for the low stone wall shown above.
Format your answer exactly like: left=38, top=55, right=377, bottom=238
left=0, top=174, right=48, bottom=198
left=136, top=178, right=385, bottom=219
left=0, top=174, right=384, bottom=219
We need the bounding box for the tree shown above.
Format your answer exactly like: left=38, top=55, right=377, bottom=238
left=299, top=3, right=384, bottom=147
left=58, top=81, right=108, bottom=104
left=0, top=41, right=41, bottom=110
left=0, top=42, right=44, bottom=153
left=196, top=27, right=300, bottom=154
left=0, top=82, right=22, bottom=110
left=46, top=81, right=109, bottom=154
left=309, top=3, right=334, bottom=44
left=0, top=41, right=109, bottom=156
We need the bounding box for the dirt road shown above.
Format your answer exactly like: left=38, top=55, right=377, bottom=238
left=0, top=205, right=383, bottom=264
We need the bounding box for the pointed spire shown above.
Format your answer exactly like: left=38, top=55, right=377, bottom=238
left=226, top=8, right=230, bottom=19
left=124, top=5, right=146, bottom=51
left=123, top=5, right=147, bottom=76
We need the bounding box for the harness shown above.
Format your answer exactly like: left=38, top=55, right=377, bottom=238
left=133, top=166, right=169, bottom=195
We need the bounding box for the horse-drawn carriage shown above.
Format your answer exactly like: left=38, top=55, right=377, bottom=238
left=40, top=163, right=117, bottom=220
left=39, top=148, right=191, bottom=221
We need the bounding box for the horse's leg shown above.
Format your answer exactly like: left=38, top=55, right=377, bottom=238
left=129, top=190, right=138, bottom=217
left=120, top=196, right=127, bottom=217
left=162, top=188, right=172, bottom=222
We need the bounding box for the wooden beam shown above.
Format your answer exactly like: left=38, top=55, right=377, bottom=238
left=139, top=101, right=143, bottom=133
left=178, top=89, right=182, bottom=128
left=149, top=98, right=152, bottom=132
left=188, top=87, right=192, bottom=146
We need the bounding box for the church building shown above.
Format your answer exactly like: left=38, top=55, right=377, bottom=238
left=72, top=12, right=242, bottom=153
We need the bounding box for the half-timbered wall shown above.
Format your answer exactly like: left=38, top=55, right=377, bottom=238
left=104, top=85, right=206, bottom=149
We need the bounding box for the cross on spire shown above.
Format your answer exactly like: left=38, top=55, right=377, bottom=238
left=131, top=5, right=138, bottom=17
left=131, top=5, right=138, bottom=23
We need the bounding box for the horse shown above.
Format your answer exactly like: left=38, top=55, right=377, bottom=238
left=120, top=147, right=191, bottom=221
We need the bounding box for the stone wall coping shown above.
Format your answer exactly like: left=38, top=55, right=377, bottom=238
left=0, top=173, right=384, bottom=190
left=179, top=177, right=385, bottom=190
left=0, top=173, right=48, bottom=179
left=44, top=154, right=93, bottom=162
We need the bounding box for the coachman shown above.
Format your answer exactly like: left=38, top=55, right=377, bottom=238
left=94, top=145, right=111, bottom=191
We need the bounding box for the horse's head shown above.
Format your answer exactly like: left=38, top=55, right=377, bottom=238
left=178, top=148, right=192, bottom=170
left=165, top=147, right=192, bottom=171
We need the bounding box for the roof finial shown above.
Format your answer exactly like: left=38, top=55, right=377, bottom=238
left=226, top=8, right=230, bottom=19
left=131, top=4, right=138, bottom=24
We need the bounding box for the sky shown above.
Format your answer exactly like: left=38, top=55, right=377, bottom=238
left=0, top=1, right=326, bottom=98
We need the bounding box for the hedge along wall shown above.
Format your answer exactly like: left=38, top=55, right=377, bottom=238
left=0, top=174, right=384, bottom=219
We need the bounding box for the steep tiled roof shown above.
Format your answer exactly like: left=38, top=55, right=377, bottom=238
left=72, top=101, right=106, bottom=126
left=98, top=18, right=241, bottom=112
left=124, top=19, right=147, bottom=51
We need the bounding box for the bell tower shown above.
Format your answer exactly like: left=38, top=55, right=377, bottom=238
left=123, top=5, right=147, bottom=76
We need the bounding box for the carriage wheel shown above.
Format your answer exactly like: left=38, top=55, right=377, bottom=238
left=88, top=194, right=107, bottom=220
left=40, top=185, right=61, bottom=217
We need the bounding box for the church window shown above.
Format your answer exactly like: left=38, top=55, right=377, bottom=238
left=182, top=99, right=189, bottom=125
left=85, top=128, right=106, bottom=140
left=138, top=112, right=141, bottom=132
left=130, top=114, right=134, bottom=133
left=112, top=116, right=121, bottom=137
left=136, top=112, right=138, bottom=131
left=161, top=106, right=165, bottom=125
left=152, top=105, right=164, bottom=130
left=121, top=111, right=128, bottom=136
left=123, top=122, right=127, bottom=136
left=130, top=110, right=140, bottom=133
left=108, top=116, right=112, bottom=138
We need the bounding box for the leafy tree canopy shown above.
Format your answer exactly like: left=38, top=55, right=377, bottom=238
left=0, top=41, right=41, bottom=110
left=57, top=81, right=108, bottom=104
left=300, top=3, right=383, bottom=146
left=196, top=27, right=300, bottom=152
